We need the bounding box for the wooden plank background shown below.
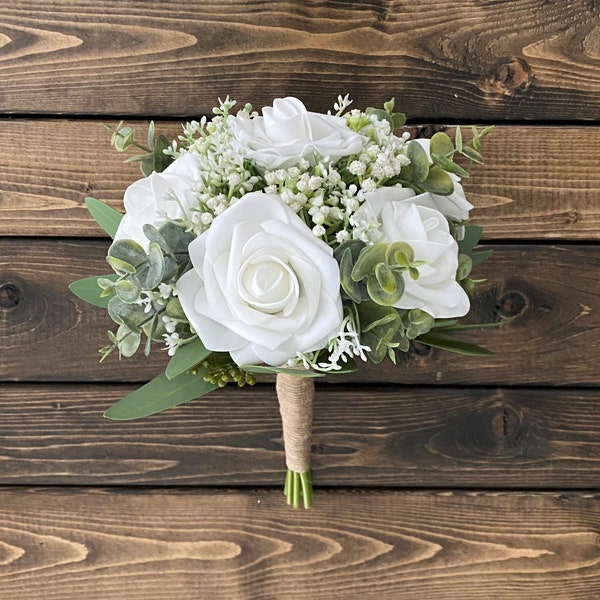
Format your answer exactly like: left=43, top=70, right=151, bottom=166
left=0, top=1, right=599, bottom=597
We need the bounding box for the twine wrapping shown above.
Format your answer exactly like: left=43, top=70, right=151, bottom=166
left=276, top=372, right=314, bottom=473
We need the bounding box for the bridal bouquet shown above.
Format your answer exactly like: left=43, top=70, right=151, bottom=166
left=71, top=95, right=493, bottom=508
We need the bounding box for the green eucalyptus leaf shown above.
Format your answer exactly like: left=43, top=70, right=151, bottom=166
left=158, top=221, right=196, bottom=256
left=417, top=331, right=495, bottom=356
left=166, top=297, right=186, bottom=319
left=104, top=369, right=218, bottom=420
left=147, top=121, right=156, bottom=150
left=114, top=127, right=134, bottom=152
left=455, top=125, right=463, bottom=152
left=145, top=242, right=165, bottom=289
left=407, top=140, right=430, bottom=183
left=108, top=239, right=147, bottom=268
left=69, top=274, right=118, bottom=308
left=457, top=254, right=473, bottom=281
left=458, top=225, right=483, bottom=254
left=106, top=256, right=136, bottom=275
left=107, top=297, right=147, bottom=329
left=420, top=166, right=455, bottom=195
left=430, top=132, right=455, bottom=158
left=385, top=241, right=414, bottom=266
left=392, top=112, right=407, bottom=129
left=351, top=244, right=387, bottom=282
left=153, top=134, right=173, bottom=173
left=471, top=249, right=493, bottom=267
left=116, top=323, right=141, bottom=357
left=85, top=197, right=123, bottom=238
left=404, top=309, right=434, bottom=338
left=114, top=277, right=142, bottom=303
left=461, top=145, right=484, bottom=164
left=166, top=337, right=212, bottom=380
left=431, top=152, right=470, bottom=179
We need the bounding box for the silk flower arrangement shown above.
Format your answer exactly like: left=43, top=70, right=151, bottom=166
left=70, top=96, right=493, bottom=508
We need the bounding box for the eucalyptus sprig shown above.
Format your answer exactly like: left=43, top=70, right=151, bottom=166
left=104, top=121, right=173, bottom=176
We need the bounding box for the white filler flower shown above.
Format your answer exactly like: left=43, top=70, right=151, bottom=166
left=230, top=96, right=367, bottom=170
left=177, top=192, right=343, bottom=366
left=357, top=187, right=470, bottom=318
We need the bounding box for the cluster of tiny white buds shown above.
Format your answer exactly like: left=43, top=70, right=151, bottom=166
left=295, top=315, right=370, bottom=372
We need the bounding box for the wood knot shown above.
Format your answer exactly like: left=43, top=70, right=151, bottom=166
left=487, top=57, right=533, bottom=95
left=0, top=282, right=23, bottom=309
left=496, top=291, right=527, bottom=318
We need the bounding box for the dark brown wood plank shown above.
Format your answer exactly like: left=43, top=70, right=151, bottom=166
left=0, top=488, right=597, bottom=599
left=0, top=1, right=598, bottom=120
left=2, top=120, right=600, bottom=240
left=1, top=240, right=599, bottom=386
left=0, top=383, right=598, bottom=487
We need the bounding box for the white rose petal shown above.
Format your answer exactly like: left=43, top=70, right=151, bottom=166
left=177, top=192, right=343, bottom=366
left=113, top=152, right=201, bottom=250
left=229, top=97, right=368, bottom=170
left=361, top=187, right=470, bottom=318
left=412, top=138, right=474, bottom=224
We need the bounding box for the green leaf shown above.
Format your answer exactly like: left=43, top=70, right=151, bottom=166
left=431, top=152, right=470, bottom=179
left=454, top=125, right=463, bottom=153
left=417, top=331, right=495, bottom=356
left=461, top=145, right=484, bottom=164
left=165, top=337, right=212, bottom=380
left=114, top=277, right=141, bottom=303
left=104, top=369, right=218, bottom=420
left=429, top=132, right=455, bottom=158
left=457, top=254, right=473, bottom=281
left=471, top=249, right=493, bottom=267
left=69, top=274, right=118, bottom=308
left=351, top=244, right=386, bottom=282
left=458, top=225, right=483, bottom=254
left=145, top=242, right=165, bottom=289
left=116, top=324, right=141, bottom=357
left=407, top=140, right=430, bottom=183
left=420, top=166, right=455, bottom=195
left=85, top=197, right=123, bottom=238
left=240, top=365, right=325, bottom=378
left=108, top=239, right=147, bottom=267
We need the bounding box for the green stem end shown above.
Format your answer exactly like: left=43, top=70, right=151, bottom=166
left=284, top=469, right=313, bottom=509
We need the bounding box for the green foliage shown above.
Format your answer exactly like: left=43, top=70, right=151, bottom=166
left=338, top=241, right=421, bottom=307
left=165, top=337, right=212, bottom=380
left=416, top=330, right=495, bottom=356
left=104, top=369, right=218, bottom=420
left=100, top=222, right=195, bottom=361
left=85, top=197, right=123, bottom=238
left=104, top=120, right=174, bottom=176
left=69, top=274, right=117, bottom=308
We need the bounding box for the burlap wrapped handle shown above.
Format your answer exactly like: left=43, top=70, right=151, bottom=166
left=276, top=372, right=314, bottom=508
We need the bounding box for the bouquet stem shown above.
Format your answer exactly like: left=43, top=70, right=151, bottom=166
left=276, top=372, right=314, bottom=509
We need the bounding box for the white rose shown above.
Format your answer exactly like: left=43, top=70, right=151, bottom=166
left=177, top=192, right=343, bottom=366
left=412, top=138, right=473, bottom=224
left=113, top=152, right=201, bottom=250
left=230, top=97, right=367, bottom=170
left=357, top=187, right=470, bottom=318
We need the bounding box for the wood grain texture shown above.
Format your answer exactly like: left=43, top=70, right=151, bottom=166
left=1, top=239, right=599, bottom=385
left=0, top=1, right=598, bottom=119
left=0, top=488, right=597, bottom=599
left=0, top=383, right=598, bottom=487
left=2, top=119, right=600, bottom=240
